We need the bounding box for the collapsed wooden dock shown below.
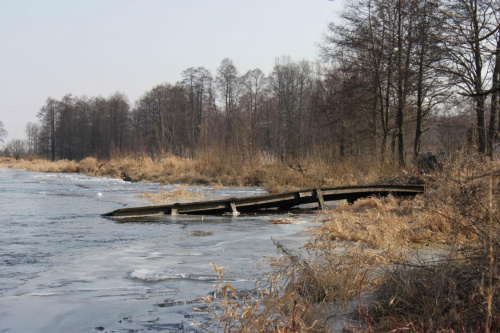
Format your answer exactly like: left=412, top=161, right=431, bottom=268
left=102, top=184, right=425, bottom=218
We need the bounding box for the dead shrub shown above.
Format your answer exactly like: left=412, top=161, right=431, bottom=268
left=203, top=239, right=390, bottom=332
left=77, top=157, right=101, bottom=175
left=202, top=262, right=324, bottom=332
left=242, top=167, right=268, bottom=186
left=366, top=258, right=500, bottom=332
left=269, top=240, right=382, bottom=307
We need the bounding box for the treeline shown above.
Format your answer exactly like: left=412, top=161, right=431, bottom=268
left=26, top=0, right=500, bottom=166
left=322, top=0, right=500, bottom=165
left=31, top=57, right=336, bottom=162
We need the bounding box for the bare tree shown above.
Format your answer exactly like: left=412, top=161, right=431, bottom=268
left=324, top=0, right=399, bottom=159
left=441, top=0, right=500, bottom=153
left=57, top=94, right=77, bottom=159
left=270, top=56, right=313, bottom=160
left=5, top=139, right=25, bottom=160
left=489, top=30, right=500, bottom=153
left=181, top=67, right=213, bottom=153
left=412, top=0, right=449, bottom=160
left=324, top=0, right=454, bottom=165
left=240, top=68, right=268, bottom=156
left=105, top=92, right=131, bottom=157
left=37, top=97, right=58, bottom=161
left=310, top=64, right=374, bottom=158
left=132, top=84, right=188, bottom=158
left=216, top=58, right=241, bottom=146
left=25, top=122, right=39, bottom=154
left=89, top=96, right=107, bottom=159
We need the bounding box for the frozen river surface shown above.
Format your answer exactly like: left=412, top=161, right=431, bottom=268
left=0, top=168, right=317, bottom=332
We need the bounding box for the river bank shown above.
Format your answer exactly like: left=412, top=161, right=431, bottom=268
left=194, top=156, right=500, bottom=332
left=0, top=153, right=405, bottom=193
left=2, top=155, right=499, bottom=331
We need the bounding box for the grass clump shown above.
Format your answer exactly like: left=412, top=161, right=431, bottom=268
left=201, top=262, right=323, bottom=332
left=203, top=240, right=390, bottom=332
left=367, top=258, right=500, bottom=332
left=137, top=186, right=205, bottom=204
left=317, top=195, right=453, bottom=250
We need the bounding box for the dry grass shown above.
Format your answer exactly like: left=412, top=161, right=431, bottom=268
left=137, top=186, right=205, bottom=204
left=0, top=155, right=208, bottom=184
left=201, top=262, right=323, bottom=332
left=201, top=156, right=500, bottom=332
left=366, top=258, right=500, bottom=332
left=203, top=240, right=395, bottom=332
left=4, top=152, right=498, bottom=331
left=0, top=157, right=80, bottom=173
left=0, top=151, right=404, bottom=191
left=316, top=195, right=456, bottom=250
left=352, top=156, right=500, bottom=332
left=270, top=218, right=295, bottom=225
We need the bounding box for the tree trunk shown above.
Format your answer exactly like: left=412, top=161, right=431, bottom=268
left=489, top=32, right=500, bottom=155
left=476, top=97, right=487, bottom=154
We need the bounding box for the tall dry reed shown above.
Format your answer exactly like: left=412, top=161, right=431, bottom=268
left=0, top=150, right=405, bottom=190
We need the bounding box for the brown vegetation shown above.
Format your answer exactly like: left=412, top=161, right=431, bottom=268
left=202, top=157, right=500, bottom=332
left=2, top=154, right=499, bottom=331
left=0, top=152, right=403, bottom=193
left=2, top=0, right=498, bottom=329
left=316, top=195, right=455, bottom=250
left=137, top=187, right=205, bottom=204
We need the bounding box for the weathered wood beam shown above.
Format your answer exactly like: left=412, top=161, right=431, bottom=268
left=315, top=189, right=326, bottom=210
left=102, top=184, right=425, bottom=218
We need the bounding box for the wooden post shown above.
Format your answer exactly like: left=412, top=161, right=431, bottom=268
left=315, top=189, right=326, bottom=210
left=229, top=201, right=240, bottom=216
left=171, top=204, right=178, bottom=215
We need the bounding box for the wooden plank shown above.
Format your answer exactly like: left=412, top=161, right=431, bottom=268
left=102, top=184, right=425, bottom=218
left=176, top=200, right=229, bottom=213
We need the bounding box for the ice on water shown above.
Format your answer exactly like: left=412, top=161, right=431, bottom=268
left=0, top=167, right=315, bottom=332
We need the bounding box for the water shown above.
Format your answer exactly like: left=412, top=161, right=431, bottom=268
left=0, top=168, right=318, bottom=332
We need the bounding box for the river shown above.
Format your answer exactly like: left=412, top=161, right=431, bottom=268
left=0, top=168, right=318, bottom=332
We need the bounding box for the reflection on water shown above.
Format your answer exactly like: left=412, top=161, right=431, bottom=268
left=0, top=168, right=317, bottom=332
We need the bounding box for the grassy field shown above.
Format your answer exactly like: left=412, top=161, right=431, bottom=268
left=2, top=154, right=499, bottom=331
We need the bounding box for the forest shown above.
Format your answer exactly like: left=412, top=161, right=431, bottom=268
left=2, top=0, right=500, bottom=168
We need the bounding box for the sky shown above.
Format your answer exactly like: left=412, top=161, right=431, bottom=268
left=0, top=0, right=343, bottom=141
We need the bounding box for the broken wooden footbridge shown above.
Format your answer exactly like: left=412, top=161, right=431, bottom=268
left=102, top=184, right=425, bottom=218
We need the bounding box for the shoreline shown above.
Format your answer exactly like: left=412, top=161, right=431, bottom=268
left=0, top=154, right=406, bottom=192
left=2, top=155, right=499, bottom=331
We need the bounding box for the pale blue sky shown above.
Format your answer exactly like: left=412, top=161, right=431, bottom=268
left=0, top=0, right=342, bottom=141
